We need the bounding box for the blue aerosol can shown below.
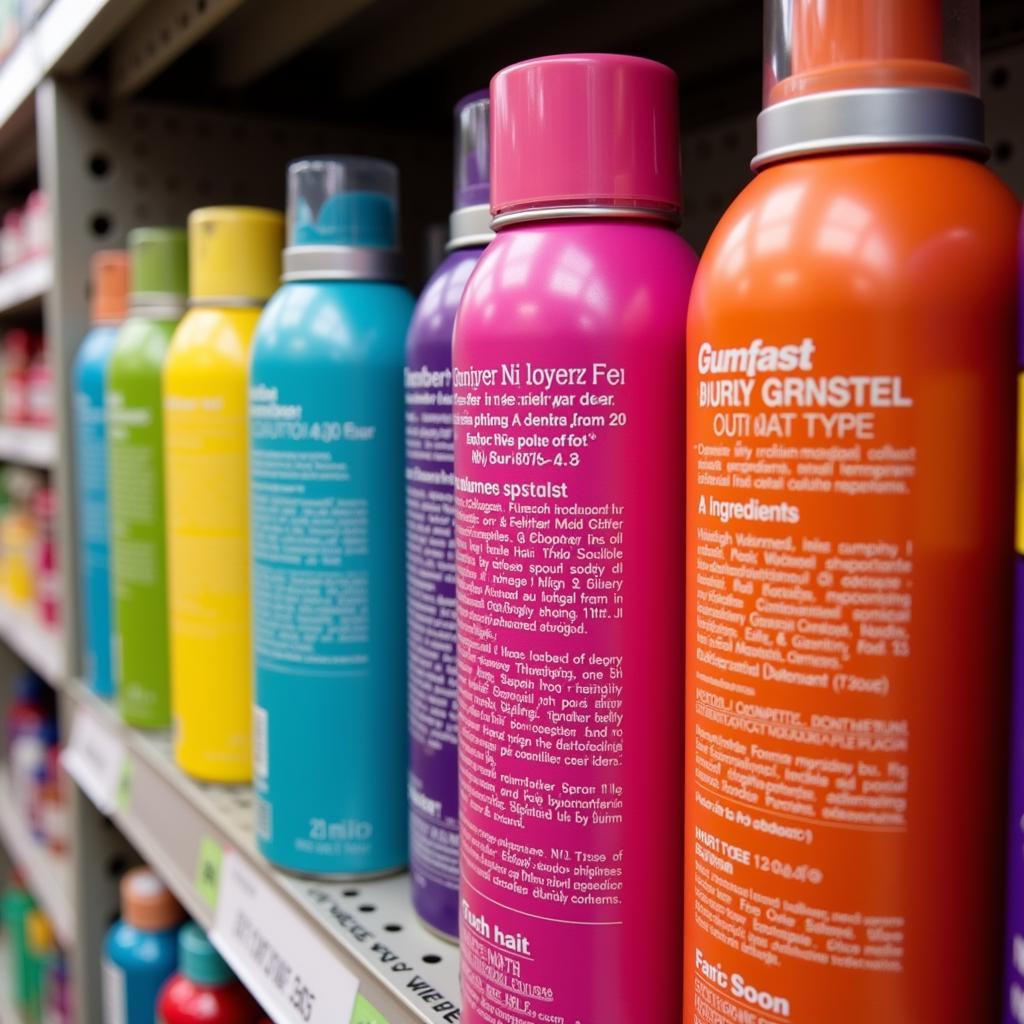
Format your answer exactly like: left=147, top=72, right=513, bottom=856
left=250, top=157, right=414, bottom=875
left=73, top=250, right=129, bottom=697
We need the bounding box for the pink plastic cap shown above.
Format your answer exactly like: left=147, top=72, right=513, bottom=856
left=490, top=54, right=681, bottom=222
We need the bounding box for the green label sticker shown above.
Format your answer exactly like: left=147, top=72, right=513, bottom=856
left=116, top=758, right=134, bottom=811
left=349, top=994, right=390, bottom=1024
left=195, top=837, right=223, bottom=910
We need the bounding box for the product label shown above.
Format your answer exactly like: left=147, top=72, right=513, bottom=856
left=249, top=354, right=405, bottom=874
left=101, top=957, right=126, bottom=1024
left=454, top=343, right=683, bottom=1022
left=164, top=365, right=251, bottom=775
left=109, top=375, right=169, bottom=726
left=686, top=332, right=1009, bottom=1022
left=74, top=381, right=113, bottom=694
left=405, top=362, right=459, bottom=925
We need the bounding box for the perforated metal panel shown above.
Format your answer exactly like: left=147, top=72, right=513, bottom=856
left=982, top=44, right=1024, bottom=195
left=111, top=0, right=248, bottom=95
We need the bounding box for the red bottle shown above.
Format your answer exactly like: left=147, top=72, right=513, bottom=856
left=34, top=487, right=58, bottom=627
left=157, top=924, right=258, bottom=1024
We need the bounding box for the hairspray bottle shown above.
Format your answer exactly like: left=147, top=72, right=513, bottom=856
left=73, top=250, right=129, bottom=698
left=164, top=207, right=283, bottom=782
left=686, top=3, right=1018, bottom=1020
left=454, top=55, right=697, bottom=1021
left=251, top=158, right=414, bottom=875
left=1005, top=212, right=1024, bottom=1024
left=108, top=228, right=188, bottom=728
left=406, top=91, right=492, bottom=939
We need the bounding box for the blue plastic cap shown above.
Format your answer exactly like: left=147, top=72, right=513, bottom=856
left=288, top=156, right=399, bottom=249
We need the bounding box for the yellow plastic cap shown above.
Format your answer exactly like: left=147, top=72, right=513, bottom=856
left=188, top=206, right=284, bottom=303
left=25, top=910, right=54, bottom=953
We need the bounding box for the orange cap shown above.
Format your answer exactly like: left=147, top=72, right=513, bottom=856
left=769, top=0, right=975, bottom=104
left=120, top=868, right=183, bottom=931
left=90, top=249, right=129, bottom=324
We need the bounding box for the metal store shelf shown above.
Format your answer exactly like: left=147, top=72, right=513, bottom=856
left=0, top=603, right=63, bottom=687
left=0, top=0, right=143, bottom=147
left=0, top=771, right=74, bottom=949
left=64, top=683, right=460, bottom=1024
left=0, top=258, right=50, bottom=318
left=0, top=936, right=26, bottom=1024
left=0, top=425, right=56, bottom=469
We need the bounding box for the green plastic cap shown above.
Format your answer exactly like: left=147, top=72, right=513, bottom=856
left=180, top=923, right=234, bottom=986
left=128, top=227, right=188, bottom=301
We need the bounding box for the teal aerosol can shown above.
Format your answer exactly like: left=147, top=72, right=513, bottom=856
left=250, top=157, right=414, bottom=875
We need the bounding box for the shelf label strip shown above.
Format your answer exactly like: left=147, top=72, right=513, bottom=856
left=61, top=706, right=128, bottom=815
left=350, top=995, right=391, bottom=1023
left=211, top=848, right=359, bottom=1024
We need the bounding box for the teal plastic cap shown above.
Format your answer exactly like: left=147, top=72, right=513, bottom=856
left=180, top=922, right=234, bottom=986
left=287, top=156, right=399, bottom=249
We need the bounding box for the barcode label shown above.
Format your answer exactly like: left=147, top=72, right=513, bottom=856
left=258, top=796, right=272, bottom=841
left=253, top=705, right=268, bottom=779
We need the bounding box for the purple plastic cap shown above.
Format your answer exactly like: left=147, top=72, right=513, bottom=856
left=454, top=90, right=490, bottom=211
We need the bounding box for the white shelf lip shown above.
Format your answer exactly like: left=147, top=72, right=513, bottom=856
left=0, top=601, right=65, bottom=685
left=65, top=683, right=462, bottom=1024
left=0, top=423, right=57, bottom=468
left=0, top=770, right=75, bottom=949
left=0, top=0, right=133, bottom=141
left=0, top=256, right=51, bottom=316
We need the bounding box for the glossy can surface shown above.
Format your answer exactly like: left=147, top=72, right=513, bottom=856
left=103, top=922, right=179, bottom=1024
left=157, top=975, right=258, bottom=1024
left=454, top=219, right=696, bottom=1021
left=406, top=245, right=485, bottom=938
left=109, top=316, right=178, bottom=728
left=251, top=280, right=413, bottom=875
left=74, top=324, right=120, bottom=698
left=165, top=307, right=261, bottom=782
left=1005, top=213, right=1024, bottom=1024
left=685, top=152, right=1018, bottom=1024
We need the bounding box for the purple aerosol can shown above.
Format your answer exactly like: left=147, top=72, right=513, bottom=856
left=405, top=91, right=492, bottom=940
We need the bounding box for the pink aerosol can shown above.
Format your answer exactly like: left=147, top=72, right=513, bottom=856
left=453, top=54, right=697, bottom=1022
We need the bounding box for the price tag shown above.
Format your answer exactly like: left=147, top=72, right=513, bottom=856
left=211, top=849, right=358, bottom=1024
left=60, top=707, right=127, bottom=815
left=196, top=837, right=223, bottom=910
left=350, top=995, right=390, bottom=1023
left=116, top=758, right=134, bottom=811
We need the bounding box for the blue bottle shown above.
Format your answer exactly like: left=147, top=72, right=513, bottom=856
left=251, top=157, right=414, bottom=875
left=73, top=250, right=129, bottom=698
left=405, top=91, right=492, bottom=940
left=102, top=868, right=183, bottom=1024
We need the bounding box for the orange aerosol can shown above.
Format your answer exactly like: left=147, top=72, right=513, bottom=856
left=685, top=2, right=1020, bottom=1021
